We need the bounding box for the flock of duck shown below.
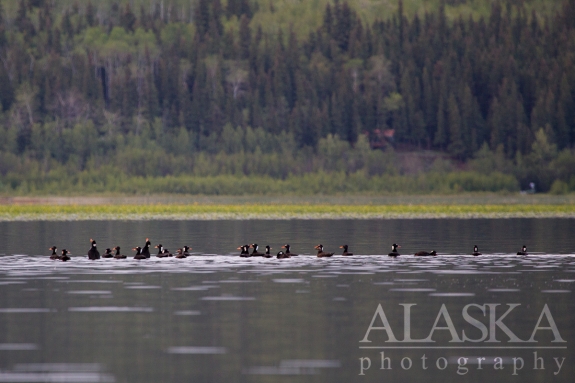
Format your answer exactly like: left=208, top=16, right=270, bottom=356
left=46, top=239, right=530, bottom=261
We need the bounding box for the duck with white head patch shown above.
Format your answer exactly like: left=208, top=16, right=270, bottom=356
left=388, top=243, right=401, bottom=257
left=472, top=245, right=482, bottom=256
left=88, top=239, right=100, bottom=260
left=49, top=246, right=59, bottom=260
left=315, top=244, right=334, bottom=258
left=276, top=251, right=290, bottom=259
left=250, top=244, right=264, bottom=256
left=155, top=244, right=168, bottom=258
left=60, top=249, right=71, bottom=261
left=133, top=246, right=146, bottom=260
left=238, top=245, right=250, bottom=257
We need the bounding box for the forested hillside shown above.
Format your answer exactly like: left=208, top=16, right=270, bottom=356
left=0, top=0, right=574, bottom=195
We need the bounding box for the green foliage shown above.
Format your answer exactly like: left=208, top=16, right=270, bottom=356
left=550, top=179, right=570, bottom=195
left=0, top=0, right=572, bottom=195
left=0, top=168, right=521, bottom=196
left=469, top=143, right=514, bottom=175
left=530, top=128, right=558, bottom=165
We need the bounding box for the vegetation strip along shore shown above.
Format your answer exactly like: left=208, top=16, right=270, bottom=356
left=1, top=204, right=574, bottom=221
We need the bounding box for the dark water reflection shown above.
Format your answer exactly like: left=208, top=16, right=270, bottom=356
left=0, top=219, right=574, bottom=382
left=2, top=218, right=575, bottom=256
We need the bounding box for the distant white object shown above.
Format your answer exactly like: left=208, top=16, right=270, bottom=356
left=521, top=182, right=536, bottom=194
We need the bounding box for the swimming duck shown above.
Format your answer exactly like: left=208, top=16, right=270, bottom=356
left=88, top=239, right=100, bottom=260
left=315, top=244, right=334, bottom=258
left=155, top=244, right=168, bottom=258
left=133, top=246, right=146, bottom=260
left=276, top=251, right=290, bottom=259
left=142, top=238, right=151, bottom=258
left=472, top=245, right=482, bottom=256
left=250, top=244, right=264, bottom=256
left=183, top=246, right=191, bottom=256
left=238, top=245, right=250, bottom=257
left=414, top=250, right=437, bottom=256
left=49, top=246, right=59, bottom=260
left=388, top=243, right=401, bottom=257
left=162, top=248, right=173, bottom=257
left=282, top=244, right=299, bottom=256
left=60, top=249, right=71, bottom=262
left=102, top=248, right=113, bottom=258
left=113, top=246, right=126, bottom=259
left=174, top=248, right=187, bottom=259
left=517, top=245, right=528, bottom=255
left=340, top=245, right=354, bottom=256
left=264, top=245, right=272, bottom=258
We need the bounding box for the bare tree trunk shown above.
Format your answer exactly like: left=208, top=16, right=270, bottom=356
left=0, top=48, right=14, bottom=82
left=29, top=53, right=35, bottom=76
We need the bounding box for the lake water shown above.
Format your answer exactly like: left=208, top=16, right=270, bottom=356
left=0, top=219, right=574, bottom=382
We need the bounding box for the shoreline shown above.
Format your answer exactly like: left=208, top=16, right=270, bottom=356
left=1, top=203, right=574, bottom=221
left=1, top=193, right=575, bottom=206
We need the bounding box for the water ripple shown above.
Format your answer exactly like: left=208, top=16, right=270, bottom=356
left=0, top=343, right=38, bottom=350
left=201, top=296, right=255, bottom=301
left=0, top=308, right=52, bottom=313
left=166, top=346, right=226, bottom=354
left=0, top=253, right=572, bottom=277
left=68, top=307, right=153, bottom=312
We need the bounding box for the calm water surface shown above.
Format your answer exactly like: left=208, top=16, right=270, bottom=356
left=0, top=219, right=574, bottom=382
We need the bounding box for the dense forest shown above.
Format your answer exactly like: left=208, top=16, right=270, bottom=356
left=0, top=0, right=574, bottom=195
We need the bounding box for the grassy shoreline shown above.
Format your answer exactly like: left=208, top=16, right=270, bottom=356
left=2, top=193, right=575, bottom=205
left=1, top=194, right=575, bottom=220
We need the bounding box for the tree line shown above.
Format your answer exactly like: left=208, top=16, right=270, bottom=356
left=0, top=0, right=574, bottom=194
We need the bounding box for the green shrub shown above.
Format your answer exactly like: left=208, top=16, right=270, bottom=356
left=550, top=180, right=570, bottom=195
